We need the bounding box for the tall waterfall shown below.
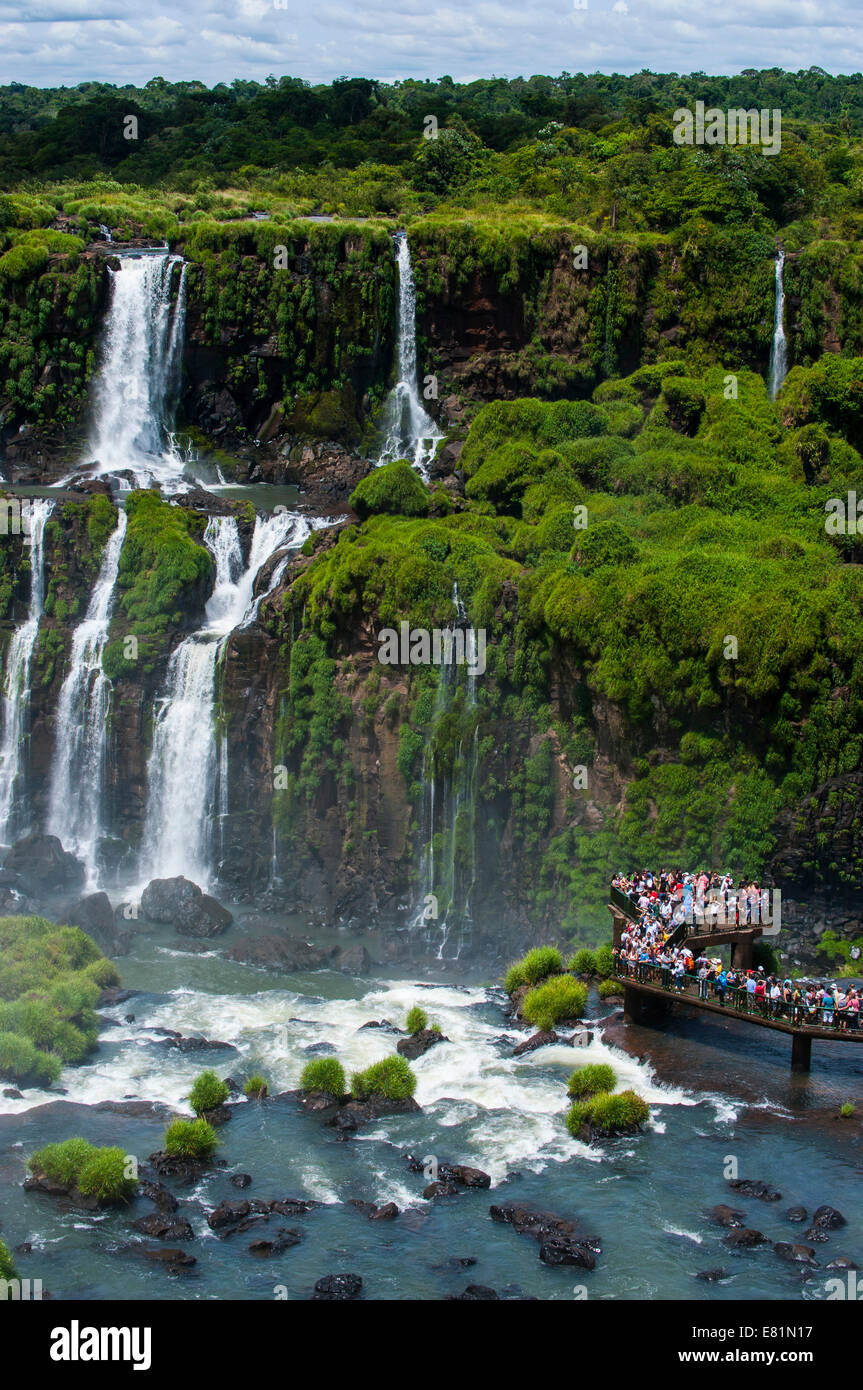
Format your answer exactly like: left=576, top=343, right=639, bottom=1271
left=769, top=249, right=788, bottom=401
left=412, top=585, right=479, bottom=959
left=86, top=250, right=188, bottom=488
left=46, top=510, right=128, bottom=882
left=376, top=232, right=443, bottom=478
left=0, top=499, right=54, bottom=842
left=140, top=510, right=313, bottom=889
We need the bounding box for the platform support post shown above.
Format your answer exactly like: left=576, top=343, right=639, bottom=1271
left=791, top=1032, right=811, bottom=1073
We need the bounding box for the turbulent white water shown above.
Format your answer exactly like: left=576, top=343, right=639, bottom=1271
left=0, top=500, right=54, bottom=842
left=84, top=250, right=189, bottom=489
left=140, top=511, right=315, bottom=888
left=46, top=511, right=128, bottom=883
left=376, top=232, right=443, bottom=478
left=769, top=249, right=788, bottom=400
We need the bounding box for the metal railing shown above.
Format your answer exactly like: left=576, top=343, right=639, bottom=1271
left=615, top=959, right=862, bottom=1035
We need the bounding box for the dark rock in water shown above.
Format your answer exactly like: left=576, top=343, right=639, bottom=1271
left=3, top=1087, right=23, bottom=1099
left=176, top=892, right=233, bottom=939
left=566, top=1029, right=594, bottom=1048
left=695, top=1269, right=728, bottom=1282
left=226, top=936, right=328, bottom=970
left=157, top=1033, right=237, bottom=1055
left=785, top=1206, right=808, bottom=1223
left=825, top=1256, right=858, bottom=1270
left=357, top=1019, right=403, bottom=1035
left=6, top=833, right=85, bottom=893
left=722, top=1228, right=767, bottom=1249
left=446, top=1284, right=500, bottom=1300
left=148, top=1150, right=222, bottom=1183
left=424, top=1181, right=461, bottom=1200
left=406, top=1157, right=491, bottom=1190
left=728, top=1179, right=782, bottom=1202
left=325, top=1095, right=421, bottom=1131
left=331, top=944, right=371, bottom=975
left=706, top=1204, right=746, bottom=1228
left=140, top=1181, right=178, bottom=1214
left=141, top=876, right=203, bottom=923
left=774, top=1242, right=818, bottom=1265
left=125, top=1014, right=135, bottom=1022
left=223, top=1077, right=242, bottom=1094
left=131, top=1213, right=194, bottom=1241
left=202, top=1104, right=232, bottom=1126
left=14, top=1242, right=32, bottom=1255
left=313, top=1273, right=362, bottom=1300
left=433, top=1256, right=477, bottom=1270
left=513, top=1029, right=558, bottom=1056
left=97, top=987, right=136, bottom=1007
left=370, top=1202, right=398, bottom=1221
left=398, top=1028, right=448, bottom=1061
left=93, top=1099, right=178, bottom=1121
left=64, top=892, right=131, bottom=956
left=207, top=1199, right=253, bottom=1232
left=813, top=1205, right=846, bottom=1229
left=302, top=1042, right=337, bottom=1056
left=539, top=1237, right=596, bottom=1270
left=142, top=1247, right=196, bottom=1269
left=231, top=1173, right=252, bottom=1190
left=268, top=1198, right=317, bottom=1217
left=347, top=1199, right=377, bottom=1217
left=489, top=1203, right=593, bottom=1247
left=249, top=1230, right=302, bottom=1256
left=804, top=1226, right=832, bottom=1244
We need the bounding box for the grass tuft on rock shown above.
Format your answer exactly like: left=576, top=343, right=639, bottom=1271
left=351, top=1054, right=416, bottom=1102
left=521, top=975, right=587, bottom=1032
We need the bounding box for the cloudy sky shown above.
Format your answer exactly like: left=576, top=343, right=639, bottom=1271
left=1, top=0, right=860, bottom=88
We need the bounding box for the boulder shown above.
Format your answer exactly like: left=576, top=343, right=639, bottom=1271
left=446, top=1284, right=500, bottom=1300
left=230, top=1173, right=252, bottom=1190
left=131, top=1214, right=194, bottom=1241
left=64, top=892, right=129, bottom=956
left=312, top=1273, right=362, bottom=1301
left=141, top=877, right=232, bottom=938
left=706, top=1204, right=746, bottom=1228
left=370, top=1202, right=398, bottom=1221
left=728, top=1179, right=782, bottom=1202
left=539, top=1237, right=596, bottom=1270
left=773, top=1243, right=818, bottom=1265
left=249, top=1230, right=302, bottom=1256
left=207, top=1199, right=252, bottom=1231
left=6, top=833, right=85, bottom=893
left=695, top=1269, right=728, bottom=1282
left=722, top=1228, right=767, bottom=1249
left=176, top=893, right=233, bottom=939
left=424, top=1181, right=461, bottom=1200
left=139, top=1181, right=178, bottom=1214
left=325, top=1096, right=421, bottom=1130
left=825, top=1256, right=858, bottom=1270
left=225, top=936, right=328, bottom=970
left=784, top=1206, right=808, bottom=1223
left=813, top=1205, right=846, bottom=1230
left=357, top=1019, right=403, bottom=1035
left=331, top=944, right=371, bottom=975
left=397, top=1028, right=448, bottom=1061
left=142, top=1248, right=196, bottom=1268
left=513, top=1029, right=558, bottom=1056
left=407, top=1157, right=490, bottom=1190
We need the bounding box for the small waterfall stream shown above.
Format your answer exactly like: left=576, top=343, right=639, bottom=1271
left=140, top=511, right=313, bottom=889
left=768, top=249, right=788, bottom=400
left=0, top=499, right=55, bottom=842
left=46, top=510, right=128, bottom=883
left=376, top=232, right=443, bottom=478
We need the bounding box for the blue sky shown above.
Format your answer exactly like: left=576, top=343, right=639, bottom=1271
left=0, top=0, right=859, bottom=89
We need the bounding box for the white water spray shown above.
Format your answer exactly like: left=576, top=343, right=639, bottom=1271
left=376, top=232, right=443, bottom=478
left=769, top=249, right=788, bottom=401
left=0, top=500, right=54, bottom=842
left=46, top=510, right=128, bottom=881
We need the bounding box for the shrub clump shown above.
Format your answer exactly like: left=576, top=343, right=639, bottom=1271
left=504, top=946, right=563, bottom=994
left=244, top=1074, right=268, bottom=1098
left=189, top=1069, right=229, bottom=1116
left=164, top=1118, right=219, bottom=1160
left=522, top=976, right=587, bottom=1032
left=405, top=1005, right=428, bottom=1035
left=567, top=1063, right=616, bottom=1099
left=566, top=1089, right=650, bottom=1139
left=28, top=1138, right=137, bottom=1204
left=349, top=460, right=429, bottom=519
left=0, top=1237, right=16, bottom=1281
left=299, top=1057, right=347, bottom=1097
left=595, top=943, right=615, bottom=979
left=569, top=948, right=598, bottom=976
left=598, top=977, right=624, bottom=999
left=351, top=1054, right=416, bottom=1102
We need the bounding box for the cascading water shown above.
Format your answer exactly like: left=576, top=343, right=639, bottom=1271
left=412, top=584, right=479, bottom=959
left=46, top=510, right=128, bottom=883
left=140, top=510, right=314, bottom=889
left=84, top=250, right=189, bottom=489
left=769, top=248, right=788, bottom=400
left=376, top=232, right=443, bottom=478
left=0, top=499, right=54, bottom=842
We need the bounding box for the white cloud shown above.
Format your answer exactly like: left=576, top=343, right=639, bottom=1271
left=0, top=0, right=860, bottom=86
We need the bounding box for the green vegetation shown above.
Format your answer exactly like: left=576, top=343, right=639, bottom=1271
left=299, top=1057, right=347, bottom=1097
left=504, top=946, right=563, bottom=993
left=566, top=1089, right=651, bottom=1138
left=839, top=1101, right=856, bottom=1118
left=244, top=1074, right=268, bottom=1098
left=351, top=1054, right=417, bottom=1101
left=569, top=948, right=598, bottom=975
left=164, top=1118, right=219, bottom=1160
left=188, top=1069, right=229, bottom=1116
left=567, top=1063, right=616, bottom=1098
left=598, top=978, right=624, bottom=999
left=350, top=460, right=430, bottom=519
left=405, top=1005, right=428, bottom=1035
left=521, top=976, right=588, bottom=1032
left=28, top=1138, right=137, bottom=1204
left=0, top=1237, right=16, bottom=1281
left=0, top=916, right=117, bottom=1086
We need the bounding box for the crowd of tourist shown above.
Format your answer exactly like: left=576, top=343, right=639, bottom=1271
left=610, top=869, right=862, bottom=1033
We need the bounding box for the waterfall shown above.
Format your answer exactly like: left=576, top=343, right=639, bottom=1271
left=412, top=584, right=479, bottom=959
left=0, top=499, right=54, bottom=842
left=140, top=510, right=313, bottom=889
left=46, top=510, right=128, bottom=882
left=84, top=250, right=188, bottom=489
left=376, top=232, right=443, bottom=479
left=769, top=249, right=788, bottom=401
